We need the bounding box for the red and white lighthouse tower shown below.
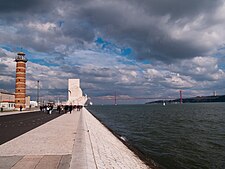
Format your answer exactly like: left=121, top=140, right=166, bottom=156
left=15, top=52, right=28, bottom=110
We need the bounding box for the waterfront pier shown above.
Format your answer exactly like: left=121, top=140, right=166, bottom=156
left=0, top=108, right=150, bottom=169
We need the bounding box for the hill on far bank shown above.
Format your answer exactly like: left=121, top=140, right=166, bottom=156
left=146, top=95, right=225, bottom=104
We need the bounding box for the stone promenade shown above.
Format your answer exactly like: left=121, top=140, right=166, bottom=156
left=0, top=108, right=150, bottom=169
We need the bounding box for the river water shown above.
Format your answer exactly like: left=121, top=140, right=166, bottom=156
left=87, top=103, right=225, bottom=169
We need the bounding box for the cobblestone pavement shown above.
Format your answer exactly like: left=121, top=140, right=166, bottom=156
left=0, top=155, right=71, bottom=169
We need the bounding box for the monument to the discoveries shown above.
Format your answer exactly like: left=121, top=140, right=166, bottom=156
left=67, top=79, right=87, bottom=105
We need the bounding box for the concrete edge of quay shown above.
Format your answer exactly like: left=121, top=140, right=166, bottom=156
left=86, top=108, right=161, bottom=169
left=70, top=108, right=153, bottom=169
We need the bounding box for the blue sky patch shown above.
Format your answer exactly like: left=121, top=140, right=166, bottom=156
left=95, top=37, right=133, bottom=56
left=0, top=45, right=13, bottom=52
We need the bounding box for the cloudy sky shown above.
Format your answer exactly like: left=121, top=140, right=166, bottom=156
left=1, top=0, right=225, bottom=104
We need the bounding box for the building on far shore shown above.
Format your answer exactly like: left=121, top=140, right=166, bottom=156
left=0, top=91, right=30, bottom=111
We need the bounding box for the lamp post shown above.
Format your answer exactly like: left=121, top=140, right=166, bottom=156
left=37, top=80, right=39, bottom=107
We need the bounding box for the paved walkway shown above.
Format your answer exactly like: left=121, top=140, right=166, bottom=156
left=0, top=108, right=150, bottom=169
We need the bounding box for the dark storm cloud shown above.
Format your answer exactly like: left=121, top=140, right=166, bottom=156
left=0, top=0, right=54, bottom=13
left=71, top=0, right=224, bottom=62
left=62, top=20, right=95, bottom=43
left=128, top=0, right=222, bottom=19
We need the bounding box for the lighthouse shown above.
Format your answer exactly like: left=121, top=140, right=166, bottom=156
left=15, top=52, right=28, bottom=110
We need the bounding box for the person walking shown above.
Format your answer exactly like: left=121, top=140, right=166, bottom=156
left=46, top=106, right=50, bottom=114
left=49, top=104, right=53, bottom=114
left=64, top=105, right=68, bottom=113
left=57, top=105, right=61, bottom=114
left=40, top=105, right=43, bottom=112
left=69, top=105, right=73, bottom=114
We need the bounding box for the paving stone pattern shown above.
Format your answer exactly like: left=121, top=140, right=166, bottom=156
left=0, top=108, right=150, bottom=169
left=0, top=155, right=71, bottom=169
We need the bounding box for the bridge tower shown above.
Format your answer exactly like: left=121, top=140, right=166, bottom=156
left=180, top=90, right=183, bottom=104
left=15, top=52, right=28, bottom=110
left=114, top=91, right=117, bottom=105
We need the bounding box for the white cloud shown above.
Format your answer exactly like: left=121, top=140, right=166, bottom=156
left=178, top=56, right=225, bottom=81
left=28, top=22, right=57, bottom=32
left=145, top=68, right=163, bottom=80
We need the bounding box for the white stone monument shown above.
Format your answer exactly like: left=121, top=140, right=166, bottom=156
left=67, top=79, right=87, bottom=105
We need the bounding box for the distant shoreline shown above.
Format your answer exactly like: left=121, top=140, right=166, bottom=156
left=146, top=95, right=225, bottom=104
